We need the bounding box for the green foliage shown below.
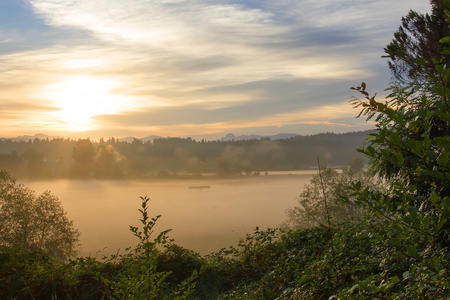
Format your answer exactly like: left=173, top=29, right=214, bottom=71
left=337, top=3, right=450, bottom=299
left=2, top=218, right=448, bottom=299
left=350, top=2, right=449, bottom=248
left=157, top=244, right=203, bottom=284
left=0, top=195, right=202, bottom=299
left=350, top=73, right=449, bottom=246
left=104, top=196, right=202, bottom=300
left=286, top=168, right=371, bottom=230
left=207, top=220, right=448, bottom=299
left=110, top=196, right=172, bottom=299
left=0, top=170, right=79, bottom=260
left=351, top=81, right=448, bottom=200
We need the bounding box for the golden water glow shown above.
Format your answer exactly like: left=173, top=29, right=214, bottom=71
left=44, top=76, right=128, bottom=131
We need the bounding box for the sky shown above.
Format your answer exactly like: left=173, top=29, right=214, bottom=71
left=0, top=0, right=430, bottom=140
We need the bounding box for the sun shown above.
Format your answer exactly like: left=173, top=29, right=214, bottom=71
left=45, top=76, right=127, bottom=131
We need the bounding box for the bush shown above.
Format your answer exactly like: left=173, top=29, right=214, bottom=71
left=0, top=170, right=79, bottom=260
left=286, top=168, right=372, bottom=230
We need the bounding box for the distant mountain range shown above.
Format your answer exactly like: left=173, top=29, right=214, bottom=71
left=0, top=134, right=60, bottom=142
left=220, top=133, right=299, bottom=141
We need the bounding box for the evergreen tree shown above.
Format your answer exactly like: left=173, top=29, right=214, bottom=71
left=384, top=0, right=450, bottom=90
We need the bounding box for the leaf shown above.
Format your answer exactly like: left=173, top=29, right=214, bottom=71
left=391, top=276, right=400, bottom=284
left=439, top=36, right=450, bottom=44
left=436, top=216, right=447, bottom=232
left=406, top=245, right=417, bottom=257
left=402, top=271, right=410, bottom=280
left=348, top=284, right=359, bottom=294
left=445, top=0, right=450, bottom=10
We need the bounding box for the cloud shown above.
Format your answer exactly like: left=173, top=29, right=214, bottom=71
left=88, top=100, right=374, bottom=139
left=0, top=0, right=432, bottom=136
left=94, top=76, right=360, bottom=127
left=26, top=0, right=382, bottom=82
left=0, top=102, right=59, bottom=112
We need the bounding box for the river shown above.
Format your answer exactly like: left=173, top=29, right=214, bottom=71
left=25, top=173, right=314, bottom=256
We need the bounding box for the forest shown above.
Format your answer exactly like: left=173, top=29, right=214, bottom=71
left=0, top=0, right=449, bottom=299
left=0, top=131, right=369, bottom=179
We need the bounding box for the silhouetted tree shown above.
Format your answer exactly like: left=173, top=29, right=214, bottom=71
left=0, top=151, right=23, bottom=176
left=71, top=139, right=95, bottom=177
left=94, top=144, right=125, bottom=178
left=384, top=0, right=450, bottom=89
left=22, top=148, right=45, bottom=178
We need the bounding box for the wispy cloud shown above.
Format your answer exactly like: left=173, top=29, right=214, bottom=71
left=90, top=101, right=373, bottom=139
left=0, top=0, right=430, bottom=137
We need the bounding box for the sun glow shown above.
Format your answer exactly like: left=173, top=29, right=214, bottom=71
left=44, top=76, right=128, bottom=131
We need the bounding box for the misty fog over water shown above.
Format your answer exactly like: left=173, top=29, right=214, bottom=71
left=24, top=173, right=314, bottom=256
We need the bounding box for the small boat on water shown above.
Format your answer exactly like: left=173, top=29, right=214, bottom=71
left=188, top=185, right=211, bottom=189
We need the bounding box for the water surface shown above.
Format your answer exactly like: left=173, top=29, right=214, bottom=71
left=25, top=174, right=313, bottom=256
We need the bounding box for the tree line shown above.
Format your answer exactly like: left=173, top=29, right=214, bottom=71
left=0, top=131, right=370, bottom=179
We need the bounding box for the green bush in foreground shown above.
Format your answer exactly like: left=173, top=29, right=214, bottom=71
left=0, top=195, right=201, bottom=299
left=0, top=188, right=448, bottom=299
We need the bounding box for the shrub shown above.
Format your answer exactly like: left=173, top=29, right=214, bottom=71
left=0, top=170, right=79, bottom=260
left=286, top=168, right=372, bottom=230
